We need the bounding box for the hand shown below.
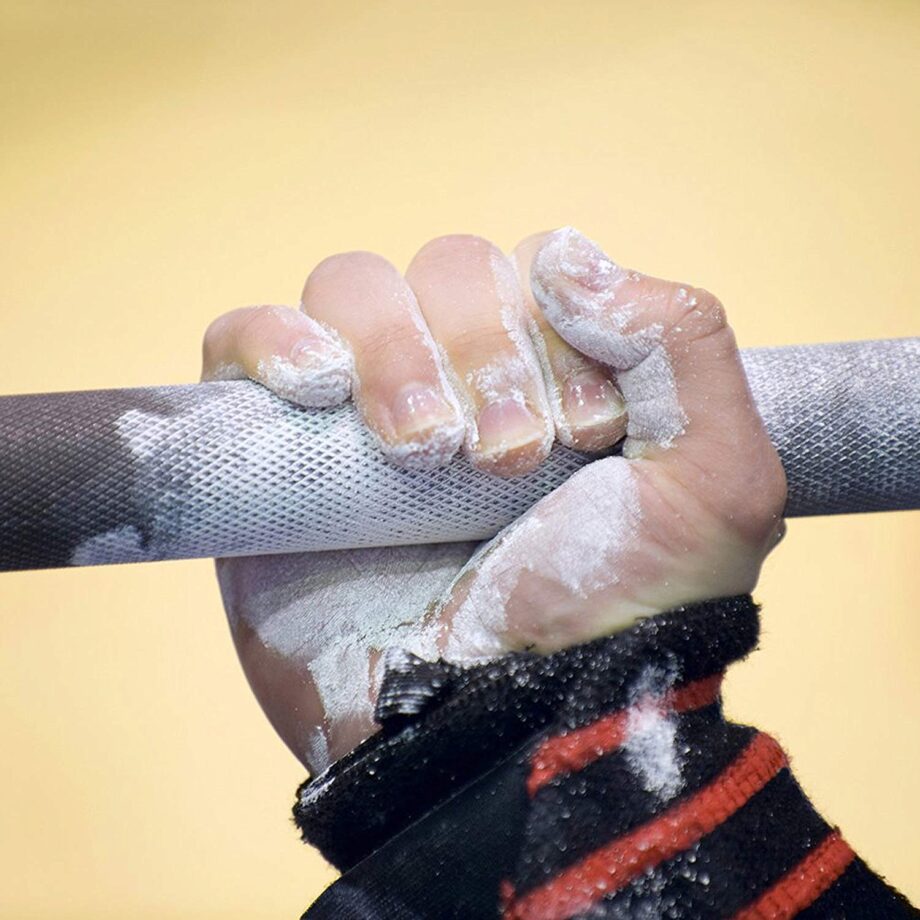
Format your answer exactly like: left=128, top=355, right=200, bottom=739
left=201, top=228, right=786, bottom=773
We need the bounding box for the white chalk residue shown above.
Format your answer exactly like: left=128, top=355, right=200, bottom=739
left=219, top=543, right=472, bottom=766
left=304, top=725, right=330, bottom=773
left=379, top=406, right=465, bottom=471
left=499, top=302, right=555, bottom=453
left=208, top=306, right=354, bottom=408
left=524, top=311, right=570, bottom=444
left=70, top=525, right=154, bottom=566
left=531, top=227, right=687, bottom=457
left=256, top=310, right=354, bottom=408
left=444, top=457, right=641, bottom=661
left=209, top=361, right=246, bottom=381
left=448, top=252, right=554, bottom=461
left=623, top=663, right=684, bottom=801
left=257, top=348, right=352, bottom=409
left=368, top=298, right=465, bottom=470
left=585, top=843, right=704, bottom=918
left=113, top=388, right=381, bottom=562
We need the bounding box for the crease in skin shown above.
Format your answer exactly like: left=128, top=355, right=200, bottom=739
left=421, top=250, right=554, bottom=469
left=497, top=303, right=555, bottom=451
left=524, top=312, right=627, bottom=450
left=435, top=341, right=479, bottom=449
left=493, top=251, right=555, bottom=450
left=524, top=312, right=571, bottom=444
left=531, top=227, right=688, bottom=457
left=442, top=458, right=642, bottom=662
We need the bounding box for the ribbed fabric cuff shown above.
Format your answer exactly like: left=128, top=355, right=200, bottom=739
left=296, top=595, right=917, bottom=919
left=294, top=596, right=759, bottom=870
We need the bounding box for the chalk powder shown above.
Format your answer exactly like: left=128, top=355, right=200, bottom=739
left=257, top=350, right=352, bottom=409
left=217, top=543, right=473, bottom=753
left=76, top=228, right=697, bottom=787
left=445, top=459, right=642, bottom=661
left=623, top=663, right=684, bottom=800
left=372, top=296, right=466, bottom=470
left=531, top=226, right=687, bottom=458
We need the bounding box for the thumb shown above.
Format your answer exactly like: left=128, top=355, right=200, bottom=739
left=432, top=230, right=786, bottom=662
left=530, top=227, right=784, bottom=538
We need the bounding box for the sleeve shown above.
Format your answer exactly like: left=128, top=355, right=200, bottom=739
left=292, top=596, right=918, bottom=920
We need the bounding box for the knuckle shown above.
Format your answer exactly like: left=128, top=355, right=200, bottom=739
left=202, top=306, right=255, bottom=353
left=667, top=285, right=729, bottom=341
left=237, top=304, right=293, bottom=338
left=449, top=324, right=519, bottom=361
left=359, top=321, right=429, bottom=363
left=306, top=250, right=398, bottom=290
left=411, top=233, right=502, bottom=271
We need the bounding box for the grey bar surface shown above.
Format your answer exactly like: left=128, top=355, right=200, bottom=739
left=1, top=338, right=917, bottom=571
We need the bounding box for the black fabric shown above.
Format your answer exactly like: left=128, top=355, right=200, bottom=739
left=516, top=712, right=755, bottom=892
left=295, top=595, right=760, bottom=870
left=797, top=859, right=919, bottom=919
left=296, top=596, right=917, bottom=919
left=581, top=770, right=832, bottom=918
left=306, top=743, right=534, bottom=919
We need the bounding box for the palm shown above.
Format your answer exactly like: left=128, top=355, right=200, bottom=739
left=216, top=542, right=476, bottom=767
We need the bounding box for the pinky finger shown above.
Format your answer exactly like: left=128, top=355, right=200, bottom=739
left=201, top=304, right=353, bottom=407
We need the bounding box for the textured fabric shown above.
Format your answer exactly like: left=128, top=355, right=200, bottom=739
left=2, top=338, right=919, bottom=570
left=295, top=598, right=917, bottom=919
left=295, top=597, right=759, bottom=870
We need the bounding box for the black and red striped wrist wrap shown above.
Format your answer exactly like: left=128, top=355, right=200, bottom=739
left=294, top=597, right=916, bottom=920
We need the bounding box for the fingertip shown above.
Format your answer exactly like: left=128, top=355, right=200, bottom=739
left=201, top=304, right=355, bottom=407
left=531, top=225, right=625, bottom=298
left=363, top=378, right=465, bottom=470
left=201, top=310, right=244, bottom=381
left=379, top=421, right=464, bottom=470
left=557, top=369, right=627, bottom=452
left=467, top=436, right=552, bottom=478
left=256, top=344, right=353, bottom=408
left=466, top=397, right=554, bottom=477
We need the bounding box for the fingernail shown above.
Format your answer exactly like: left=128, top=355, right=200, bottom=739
left=390, top=384, right=459, bottom=440
left=475, top=397, right=545, bottom=458
left=562, top=370, right=625, bottom=430
left=551, top=226, right=622, bottom=292
left=267, top=337, right=352, bottom=407
left=291, top=335, right=344, bottom=371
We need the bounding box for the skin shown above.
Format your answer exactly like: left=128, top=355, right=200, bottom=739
left=202, top=227, right=787, bottom=773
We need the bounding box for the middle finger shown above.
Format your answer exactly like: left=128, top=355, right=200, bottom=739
left=406, top=235, right=554, bottom=477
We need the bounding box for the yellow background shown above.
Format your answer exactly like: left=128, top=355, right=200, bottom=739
left=1, top=1, right=918, bottom=915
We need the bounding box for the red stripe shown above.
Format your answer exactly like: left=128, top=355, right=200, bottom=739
left=527, top=673, right=724, bottom=796
left=504, top=732, right=787, bottom=920
left=731, top=831, right=855, bottom=920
